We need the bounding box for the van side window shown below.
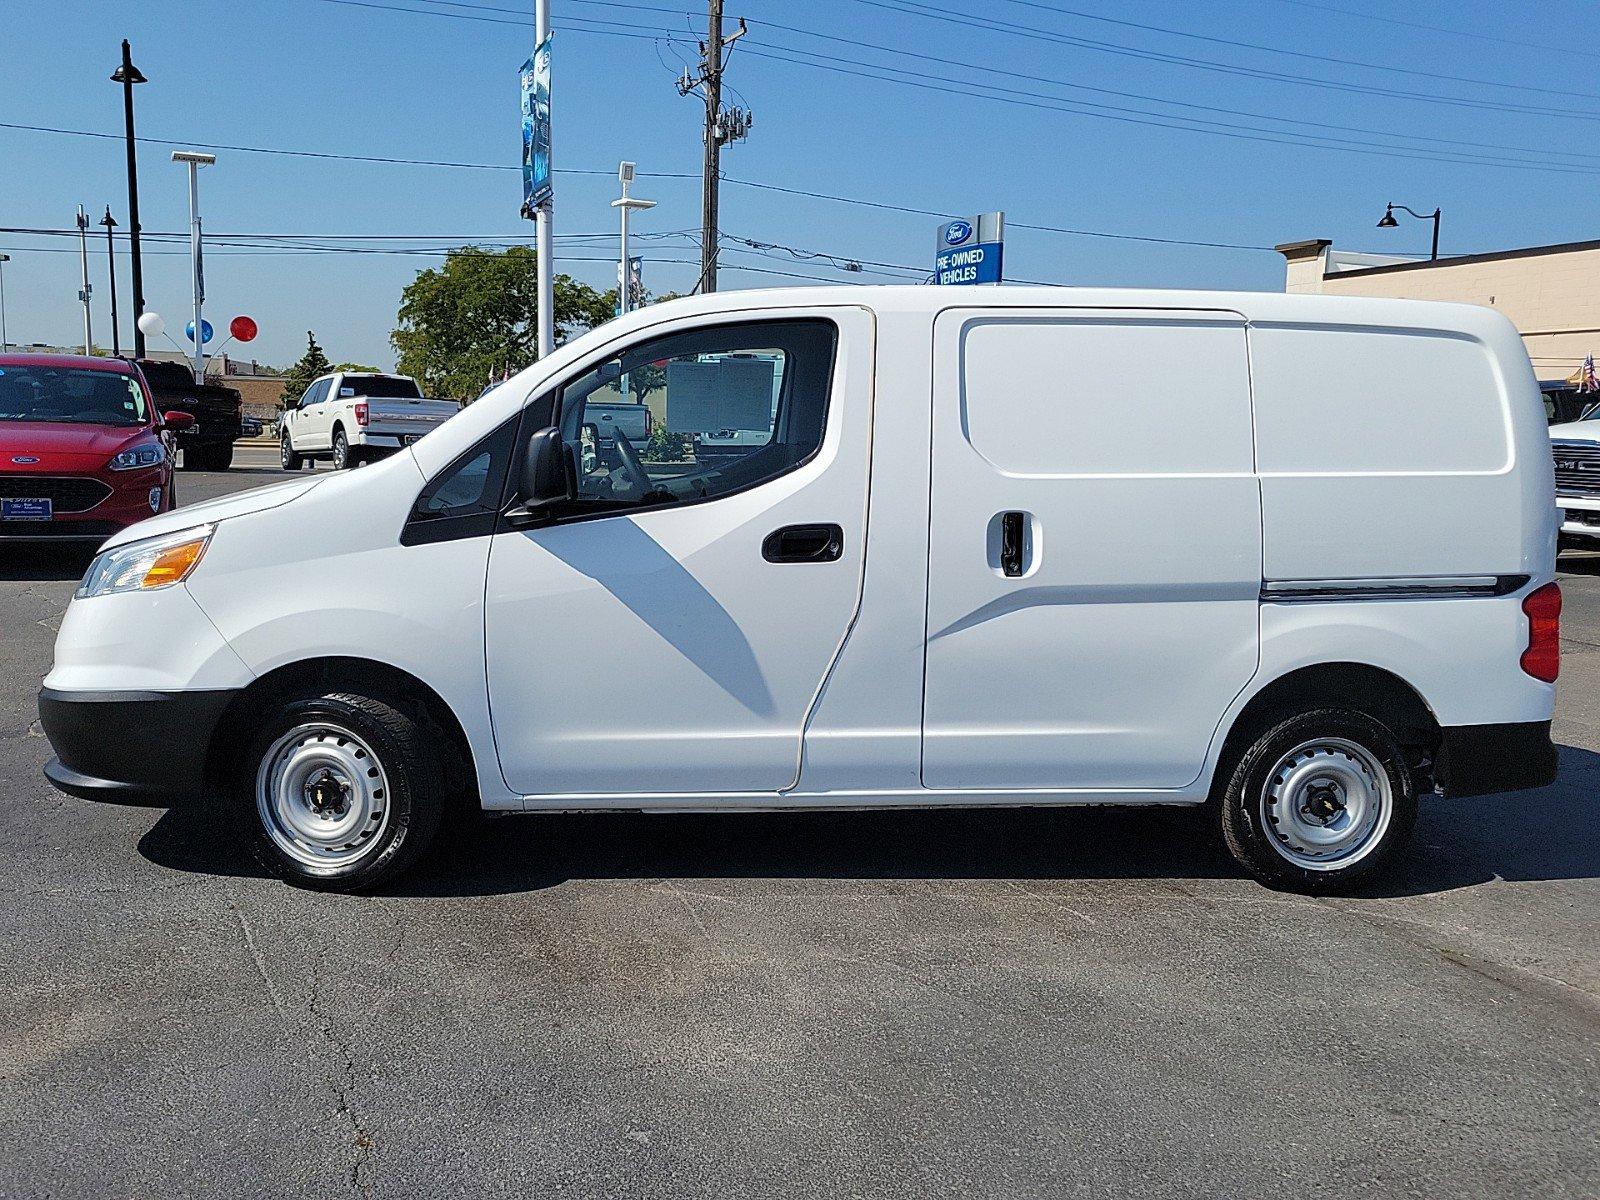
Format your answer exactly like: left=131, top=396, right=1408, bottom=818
left=402, top=419, right=519, bottom=546
left=553, top=319, right=836, bottom=516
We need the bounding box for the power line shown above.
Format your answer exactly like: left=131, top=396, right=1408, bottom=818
left=736, top=42, right=1600, bottom=176
left=986, top=0, right=1600, bottom=100
left=1258, top=0, right=1591, bottom=58
left=315, top=0, right=1600, bottom=170
left=719, top=176, right=1276, bottom=251
left=750, top=15, right=1600, bottom=165
left=0, top=117, right=1277, bottom=252
left=841, top=0, right=1600, bottom=121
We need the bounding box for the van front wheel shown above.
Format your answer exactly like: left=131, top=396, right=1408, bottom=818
left=1216, top=708, right=1418, bottom=894
left=238, top=690, right=444, bottom=891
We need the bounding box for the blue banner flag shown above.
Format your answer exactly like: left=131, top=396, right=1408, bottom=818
left=521, top=36, right=552, bottom=217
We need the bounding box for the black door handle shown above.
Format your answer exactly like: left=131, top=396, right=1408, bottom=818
left=763, top=523, right=843, bottom=563
left=1000, top=511, right=1025, bottom=577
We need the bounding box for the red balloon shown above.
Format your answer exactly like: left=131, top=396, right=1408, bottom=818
left=229, top=315, right=258, bottom=342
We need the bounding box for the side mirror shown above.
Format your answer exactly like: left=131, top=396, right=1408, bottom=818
left=162, top=410, right=196, bottom=431
left=518, top=426, right=575, bottom=511
left=283, top=396, right=300, bottom=411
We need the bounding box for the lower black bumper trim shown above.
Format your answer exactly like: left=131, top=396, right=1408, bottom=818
left=1437, top=720, right=1558, bottom=799
left=38, top=686, right=238, bottom=799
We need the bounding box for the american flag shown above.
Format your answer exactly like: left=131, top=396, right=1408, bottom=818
left=1582, top=354, right=1600, bottom=394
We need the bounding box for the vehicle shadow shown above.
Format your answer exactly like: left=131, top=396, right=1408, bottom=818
left=135, top=745, right=1600, bottom=901
left=0, top=544, right=96, bottom=582
left=1558, top=550, right=1600, bottom=575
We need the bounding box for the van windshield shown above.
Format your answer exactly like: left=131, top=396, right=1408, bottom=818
left=0, top=366, right=149, bottom=426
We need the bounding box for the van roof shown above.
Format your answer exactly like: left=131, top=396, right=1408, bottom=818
left=628, top=284, right=1510, bottom=331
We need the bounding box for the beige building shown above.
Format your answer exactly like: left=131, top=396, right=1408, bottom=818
left=1277, top=237, right=1600, bottom=383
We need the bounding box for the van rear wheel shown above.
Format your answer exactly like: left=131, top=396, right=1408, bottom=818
left=236, top=690, right=444, bottom=891
left=1216, top=707, right=1418, bottom=894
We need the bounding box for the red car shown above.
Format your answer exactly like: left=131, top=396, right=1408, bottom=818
left=0, top=354, right=193, bottom=544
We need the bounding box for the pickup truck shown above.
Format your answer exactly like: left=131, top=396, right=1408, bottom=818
left=280, top=372, right=459, bottom=470
left=135, top=358, right=245, bottom=471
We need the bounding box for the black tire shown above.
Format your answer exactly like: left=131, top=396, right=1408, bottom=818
left=1215, top=707, right=1418, bottom=894
left=183, top=442, right=234, bottom=471
left=280, top=433, right=305, bottom=472
left=331, top=427, right=351, bottom=471
left=236, top=690, right=445, bottom=892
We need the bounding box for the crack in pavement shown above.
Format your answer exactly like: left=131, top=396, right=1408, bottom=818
left=309, top=958, right=377, bottom=1200
left=230, top=895, right=377, bottom=1198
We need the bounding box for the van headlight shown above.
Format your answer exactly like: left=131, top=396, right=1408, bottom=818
left=76, top=525, right=214, bottom=599
left=109, top=441, right=166, bottom=471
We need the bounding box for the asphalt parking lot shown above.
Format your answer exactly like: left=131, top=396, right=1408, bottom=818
left=1, top=446, right=1596, bottom=1198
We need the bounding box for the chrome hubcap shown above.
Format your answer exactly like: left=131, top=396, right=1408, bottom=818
left=1259, top=737, right=1391, bottom=871
left=256, top=723, right=390, bottom=872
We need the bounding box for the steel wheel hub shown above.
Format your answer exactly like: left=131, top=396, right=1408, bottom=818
left=1259, top=737, right=1392, bottom=871
left=256, top=723, right=390, bottom=872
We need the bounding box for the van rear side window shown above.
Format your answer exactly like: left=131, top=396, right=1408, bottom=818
left=1251, top=326, right=1509, bottom=474
left=956, top=316, right=1253, bottom=476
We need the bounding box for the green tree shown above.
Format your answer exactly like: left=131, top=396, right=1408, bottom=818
left=279, top=331, right=333, bottom=409
left=391, top=246, right=613, bottom=402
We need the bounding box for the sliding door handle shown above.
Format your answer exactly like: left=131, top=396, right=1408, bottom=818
left=763, top=523, right=844, bottom=563
left=1000, top=511, right=1025, bottom=577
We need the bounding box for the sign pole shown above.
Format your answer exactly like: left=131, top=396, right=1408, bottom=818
left=535, top=0, right=554, bottom=358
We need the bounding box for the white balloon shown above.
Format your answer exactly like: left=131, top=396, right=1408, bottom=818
left=137, top=312, right=165, bottom=338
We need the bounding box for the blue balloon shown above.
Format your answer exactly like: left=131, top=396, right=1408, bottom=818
left=184, top=319, right=215, bottom=344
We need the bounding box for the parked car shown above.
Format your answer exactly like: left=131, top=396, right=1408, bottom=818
left=0, top=353, right=192, bottom=543
left=135, top=358, right=244, bottom=471
left=39, top=287, right=1558, bottom=895
left=279, top=371, right=459, bottom=470
left=240, top=416, right=263, bottom=439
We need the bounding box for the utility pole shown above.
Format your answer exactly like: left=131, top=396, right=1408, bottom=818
left=612, top=161, right=655, bottom=318
left=172, top=151, right=215, bottom=382
left=76, top=206, right=94, bottom=355
left=0, top=254, right=9, bottom=353
left=111, top=41, right=148, bottom=357
left=678, top=1, right=749, bottom=293
left=100, top=207, right=121, bottom=356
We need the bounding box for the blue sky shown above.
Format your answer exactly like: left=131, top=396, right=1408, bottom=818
left=3, top=0, right=1598, bottom=368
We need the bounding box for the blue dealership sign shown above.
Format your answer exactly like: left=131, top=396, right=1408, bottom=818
left=934, top=212, right=1004, bottom=285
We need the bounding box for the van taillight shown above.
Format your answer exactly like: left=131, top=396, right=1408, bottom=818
left=354, top=402, right=369, bottom=427
left=1521, top=582, right=1562, bottom=683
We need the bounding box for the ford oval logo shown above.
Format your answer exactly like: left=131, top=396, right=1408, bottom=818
left=10, top=456, right=39, bottom=465
left=944, top=220, right=973, bottom=246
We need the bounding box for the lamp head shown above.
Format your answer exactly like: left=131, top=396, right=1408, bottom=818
left=170, top=151, right=216, bottom=166
left=1376, top=204, right=1399, bottom=229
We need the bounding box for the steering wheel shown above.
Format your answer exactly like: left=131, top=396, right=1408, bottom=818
left=610, top=427, right=653, bottom=496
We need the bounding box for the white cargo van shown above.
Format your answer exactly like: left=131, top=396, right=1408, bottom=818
left=39, top=287, right=1560, bottom=894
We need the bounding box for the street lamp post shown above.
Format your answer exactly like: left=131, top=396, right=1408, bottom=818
left=612, top=161, right=656, bottom=318
left=1377, top=202, right=1442, bottom=261
left=0, top=254, right=9, bottom=352
left=535, top=0, right=554, bottom=358
left=172, top=151, right=216, bottom=383
left=111, top=41, right=148, bottom=357
left=100, top=207, right=120, bottom=356
left=75, top=205, right=94, bottom=355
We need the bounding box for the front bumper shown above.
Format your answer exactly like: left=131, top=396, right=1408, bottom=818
left=39, top=687, right=236, bottom=800
left=0, top=467, right=166, bottom=542
left=1436, top=720, right=1558, bottom=799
